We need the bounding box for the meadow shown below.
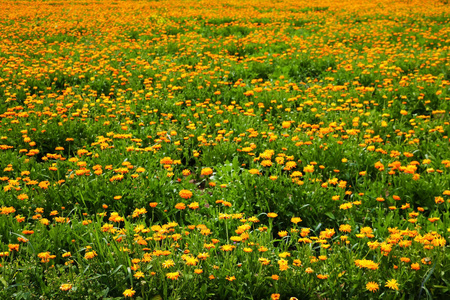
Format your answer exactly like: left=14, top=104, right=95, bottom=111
left=0, top=0, right=450, bottom=299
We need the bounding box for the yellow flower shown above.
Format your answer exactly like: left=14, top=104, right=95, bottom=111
left=123, top=288, right=136, bottom=297
left=278, top=231, right=288, bottom=237
left=267, top=212, right=278, bottom=218
left=385, top=279, right=399, bottom=290
left=220, top=244, right=235, bottom=252
left=166, top=271, right=180, bottom=280
left=162, top=259, right=175, bottom=268
left=188, top=202, right=199, bottom=210
left=60, top=283, right=73, bottom=291
left=84, top=251, right=97, bottom=260
left=291, top=217, right=302, bottom=224
left=303, top=165, right=314, bottom=173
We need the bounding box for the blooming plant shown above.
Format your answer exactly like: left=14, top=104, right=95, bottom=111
left=0, top=0, right=449, bottom=299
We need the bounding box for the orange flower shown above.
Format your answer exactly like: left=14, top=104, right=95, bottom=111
left=84, top=251, right=97, bottom=260
left=60, top=283, right=73, bottom=291
left=179, top=189, right=193, bottom=199
left=8, top=244, right=19, bottom=251
left=201, top=167, right=213, bottom=176
left=271, top=294, right=281, bottom=300
left=166, top=271, right=180, bottom=280
left=366, top=282, right=379, bottom=292
left=291, top=217, right=302, bottom=224
left=175, top=203, right=186, bottom=210
left=411, top=263, right=420, bottom=270
left=123, top=288, right=136, bottom=297
left=267, top=212, right=278, bottom=218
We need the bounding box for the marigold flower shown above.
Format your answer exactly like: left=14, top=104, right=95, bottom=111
left=339, top=224, right=352, bottom=233
left=166, top=271, right=180, bottom=280
left=188, top=202, right=199, bottom=210
left=221, top=244, right=235, bottom=252
left=278, top=231, right=288, bottom=237
left=201, top=167, right=213, bottom=176
left=291, top=217, right=302, bottom=224
left=85, top=251, right=97, bottom=260
left=162, top=259, right=175, bottom=268
left=123, top=288, right=136, bottom=297
left=8, top=244, right=19, bottom=251
left=366, top=282, right=379, bottom=292
left=385, top=279, right=399, bottom=290
left=60, top=283, right=73, bottom=291
left=303, top=165, right=314, bottom=173
left=179, top=189, right=193, bottom=199
left=175, top=203, right=186, bottom=210
left=267, top=212, right=278, bottom=218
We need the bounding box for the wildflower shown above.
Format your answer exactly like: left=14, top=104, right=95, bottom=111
left=60, top=283, right=73, bottom=291
left=355, top=259, right=378, bottom=270
left=303, top=165, right=314, bottom=173
left=267, top=212, right=278, bottom=218
left=162, top=259, right=175, bottom=268
left=385, top=279, right=399, bottom=290
left=166, top=271, right=180, bottom=280
left=278, top=231, right=288, bottom=237
left=305, top=267, right=314, bottom=274
left=175, top=203, right=186, bottom=210
left=201, top=168, right=213, bottom=176
left=123, top=288, right=136, bottom=297
left=38, top=252, right=56, bottom=263
left=197, top=252, right=210, bottom=260
left=185, top=257, right=198, bottom=266
left=8, top=244, right=19, bottom=251
left=188, top=202, right=199, bottom=210
left=291, top=217, right=302, bottom=224
left=339, top=224, right=352, bottom=233
left=259, top=258, right=271, bottom=265
left=226, top=276, right=236, bottom=281
left=282, top=121, right=291, bottom=128
left=84, top=251, right=97, bottom=260
left=249, top=169, right=260, bottom=175
left=221, top=244, right=235, bottom=252
left=179, top=190, right=193, bottom=199
left=366, top=282, right=379, bottom=292
left=134, top=271, right=144, bottom=279
left=278, top=259, right=289, bottom=271
left=411, top=263, right=420, bottom=270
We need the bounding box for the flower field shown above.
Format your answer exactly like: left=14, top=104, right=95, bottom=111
left=1, top=0, right=450, bottom=299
